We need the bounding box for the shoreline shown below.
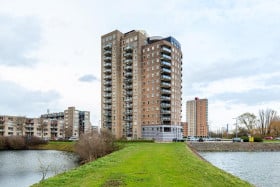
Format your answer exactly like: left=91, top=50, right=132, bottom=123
left=187, top=142, right=280, bottom=152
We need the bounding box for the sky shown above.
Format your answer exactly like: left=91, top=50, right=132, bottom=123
left=0, top=0, right=280, bottom=131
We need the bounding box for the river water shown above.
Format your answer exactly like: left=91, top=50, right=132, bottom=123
left=199, top=152, right=280, bottom=187
left=0, top=150, right=79, bottom=187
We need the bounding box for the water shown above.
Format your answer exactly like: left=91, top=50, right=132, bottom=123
left=199, top=152, right=280, bottom=187
left=0, top=150, right=79, bottom=187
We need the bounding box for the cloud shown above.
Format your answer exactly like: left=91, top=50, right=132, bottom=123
left=78, top=74, right=98, bottom=82
left=0, top=15, right=41, bottom=66
left=0, top=80, right=61, bottom=117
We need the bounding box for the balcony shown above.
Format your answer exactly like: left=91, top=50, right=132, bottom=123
left=104, top=106, right=112, bottom=110
left=105, top=118, right=112, bottom=123
left=124, top=79, right=133, bottom=84
left=125, top=91, right=133, bottom=96
left=104, top=99, right=112, bottom=104
left=161, top=89, right=171, bottom=95
left=125, top=72, right=133, bottom=77
left=104, top=56, right=112, bottom=62
left=161, top=54, right=171, bottom=61
left=103, top=44, right=112, bottom=50
left=124, top=46, right=133, bottom=52
left=124, top=85, right=133, bottom=90
left=104, top=112, right=112, bottom=117
left=161, top=75, right=171, bottom=81
left=161, top=61, right=171, bottom=67
left=161, top=103, right=171, bottom=108
left=104, top=81, right=112, bottom=86
left=104, top=88, right=112, bottom=92
left=124, top=53, right=133, bottom=58
left=104, top=75, right=111, bottom=80
left=125, top=104, right=133, bottom=109
left=162, top=117, right=171, bottom=121
left=104, top=51, right=112, bottom=56
left=124, top=66, right=132, bottom=71
left=104, top=93, right=112, bottom=98
left=125, top=97, right=132, bottom=102
left=161, top=46, right=172, bottom=54
left=161, top=68, right=171, bottom=74
left=161, top=82, right=171, bottom=88
left=161, top=96, right=171, bottom=101
left=161, top=110, right=171, bottom=114
left=103, top=69, right=111, bottom=74
left=125, top=110, right=133, bottom=115
left=124, top=59, right=133, bottom=65
left=104, top=62, right=111, bottom=68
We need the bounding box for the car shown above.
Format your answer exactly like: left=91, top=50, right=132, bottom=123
left=264, top=136, right=273, bottom=140
left=275, top=137, right=280, bottom=140
left=232, top=137, right=242, bottom=142
left=68, top=137, right=79, bottom=141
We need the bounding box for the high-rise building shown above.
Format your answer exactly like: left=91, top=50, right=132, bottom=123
left=186, top=97, right=208, bottom=137
left=101, top=30, right=183, bottom=141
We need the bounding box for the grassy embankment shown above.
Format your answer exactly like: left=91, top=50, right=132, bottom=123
left=33, top=142, right=251, bottom=187
left=31, top=141, right=76, bottom=152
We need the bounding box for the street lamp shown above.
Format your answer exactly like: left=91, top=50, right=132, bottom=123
left=233, top=118, right=238, bottom=138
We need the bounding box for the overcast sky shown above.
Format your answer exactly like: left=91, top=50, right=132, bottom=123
left=0, top=0, right=279, bottom=131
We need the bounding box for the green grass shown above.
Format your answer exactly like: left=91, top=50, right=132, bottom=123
left=30, top=141, right=76, bottom=152
left=32, top=143, right=252, bottom=187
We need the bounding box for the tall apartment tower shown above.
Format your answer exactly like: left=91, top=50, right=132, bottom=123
left=101, top=30, right=183, bottom=141
left=186, top=97, right=208, bottom=137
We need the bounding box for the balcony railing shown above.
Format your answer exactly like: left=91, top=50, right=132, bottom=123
left=161, top=54, right=171, bottom=61
left=104, top=62, right=111, bottom=68
left=161, top=103, right=171, bottom=108
left=124, top=53, right=133, bottom=58
left=125, top=72, right=133, bottom=77
left=104, top=81, right=112, bottom=86
left=124, top=66, right=132, bottom=71
left=161, top=89, right=171, bottom=95
left=161, top=82, right=171, bottom=88
left=124, top=46, right=133, bottom=52
left=161, top=68, right=171, bottom=74
left=104, top=93, right=112, bottom=98
left=103, top=44, right=112, bottom=50
left=161, top=75, right=171, bottom=81
left=161, top=61, right=171, bottom=67
left=124, top=59, right=133, bottom=64
left=104, top=87, right=112, bottom=92
left=161, top=46, right=172, bottom=54
left=104, top=51, right=112, bottom=56
left=104, top=75, right=111, bottom=80
left=161, top=96, right=171, bottom=100
left=104, top=57, right=112, bottom=62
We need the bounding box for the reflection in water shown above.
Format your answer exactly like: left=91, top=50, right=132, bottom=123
left=199, top=152, right=280, bottom=187
left=0, top=150, right=79, bottom=187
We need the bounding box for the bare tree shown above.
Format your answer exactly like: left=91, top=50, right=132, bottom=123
left=238, top=112, right=257, bottom=135
left=15, top=116, right=26, bottom=136
left=258, top=109, right=277, bottom=136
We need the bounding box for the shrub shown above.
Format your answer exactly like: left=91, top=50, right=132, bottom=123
left=74, top=129, right=118, bottom=163
left=254, top=137, right=263, bottom=142
left=0, top=136, right=7, bottom=149
left=25, top=136, right=48, bottom=146
left=6, top=136, right=26, bottom=149
left=242, top=136, right=249, bottom=142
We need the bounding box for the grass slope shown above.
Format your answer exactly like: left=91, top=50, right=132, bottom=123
left=31, top=141, right=75, bottom=152
left=33, top=143, right=252, bottom=187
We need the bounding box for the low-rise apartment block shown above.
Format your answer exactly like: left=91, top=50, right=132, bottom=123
left=0, top=106, right=91, bottom=140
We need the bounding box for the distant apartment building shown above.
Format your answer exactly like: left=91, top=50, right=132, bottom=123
left=186, top=97, right=208, bottom=137
left=101, top=29, right=183, bottom=141
left=181, top=122, right=188, bottom=137
left=0, top=106, right=91, bottom=139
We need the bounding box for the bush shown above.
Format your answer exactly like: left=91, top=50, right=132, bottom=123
left=25, top=136, right=48, bottom=146
left=0, top=136, right=7, bottom=149
left=6, top=136, right=26, bottom=149
left=254, top=137, right=263, bottom=142
left=241, top=136, right=249, bottom=142
left=74, top=129, right=118, bottom=163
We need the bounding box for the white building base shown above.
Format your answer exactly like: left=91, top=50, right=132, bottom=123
left=142, top=125, right=183, bottom=142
